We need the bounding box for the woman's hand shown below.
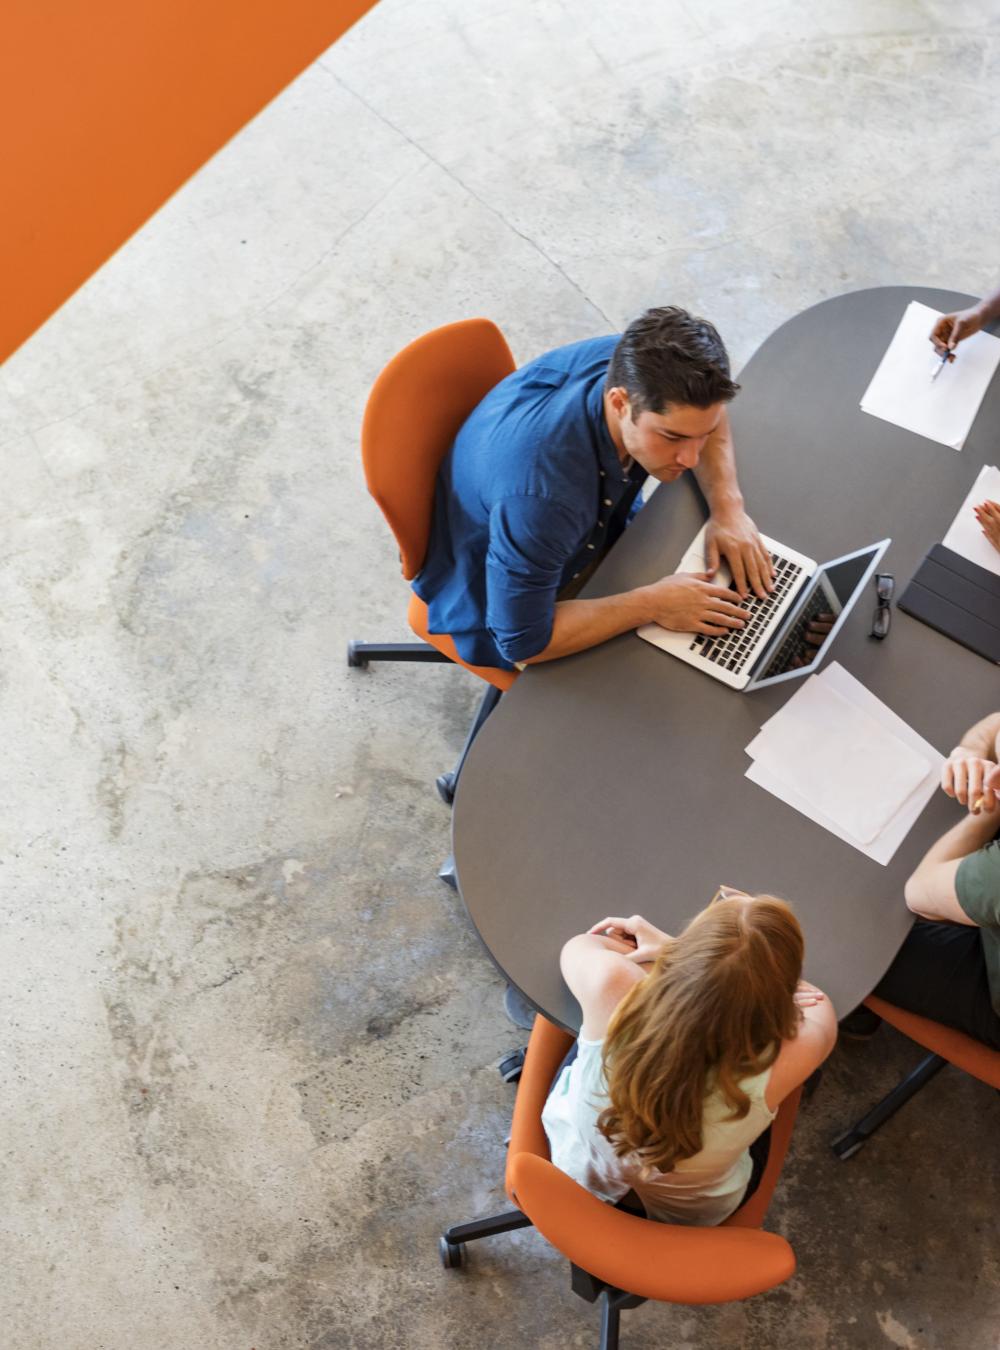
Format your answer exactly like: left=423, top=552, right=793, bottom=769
left=587, top=914, right=671, bottom=963
left=974, top=499, right=1000, bottom=556
left=793, top=980, right=826, bottom=1009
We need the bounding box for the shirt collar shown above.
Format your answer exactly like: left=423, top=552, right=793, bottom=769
left=588, top=372, right=635, bottom=485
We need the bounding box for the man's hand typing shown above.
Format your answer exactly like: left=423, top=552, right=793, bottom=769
left=704, top=508, right=775, bottom=599
left=641, top=571, right=747, bottom=635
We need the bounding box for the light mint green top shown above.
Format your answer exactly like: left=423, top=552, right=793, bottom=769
left=541, top=1037, right=775, bottom=1226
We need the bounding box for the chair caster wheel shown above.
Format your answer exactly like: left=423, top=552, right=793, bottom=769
left=498, top=1047, right=526, bottom=1084
left=436, top=772, right=456, bottom=805
left=439, top=1235, right=465, bottom=1269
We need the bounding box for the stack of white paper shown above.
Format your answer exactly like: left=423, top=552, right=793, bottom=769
left=860, top=300, right=1000, bottom=451
left=745, top=663, right=943, bottom=865
left=941, top=463, right=1000, bottom=578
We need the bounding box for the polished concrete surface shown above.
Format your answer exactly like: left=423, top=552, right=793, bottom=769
left=3, top=2, right=1000, bottom=1346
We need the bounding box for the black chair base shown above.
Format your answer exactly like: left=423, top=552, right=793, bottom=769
left=347, top=642, right=503, bottom=808
left=347, top=640, right=450, bottom=667
left=599, top=1288, right=646, bottom=1350
left=440, top=1212, right=646, bottom=1348
left=439, top=1208, right=532, bottom=1269
left=832, top=1051, right=946, bottom=1160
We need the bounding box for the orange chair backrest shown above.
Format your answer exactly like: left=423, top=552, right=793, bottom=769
left=361, top=319, right=516, bottom=580
left=508, top=1152, right=796, bottom=1305
left=504, top=1013, right=800, bottom=1305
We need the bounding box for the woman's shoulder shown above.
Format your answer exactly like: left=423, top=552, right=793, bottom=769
left=765, top=1013, right=838, bottom=1111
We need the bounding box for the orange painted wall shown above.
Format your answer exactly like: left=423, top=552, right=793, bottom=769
left=1, top=0, right=379, bottom=362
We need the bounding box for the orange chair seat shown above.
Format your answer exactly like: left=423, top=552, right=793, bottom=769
left=864, top=995, right=1000, bottom=1089
left=408, top=593, right=517, bottom=692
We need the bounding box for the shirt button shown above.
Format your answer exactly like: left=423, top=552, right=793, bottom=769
left=587, top=543, right=595, bottom=550
left=603, top=498, right=613, bottom=507
left=599, top=470, right=606, bottom=477
left=572, top=571, right=580, bottom=579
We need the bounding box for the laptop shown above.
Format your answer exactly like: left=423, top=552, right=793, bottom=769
left=899, top=543, right=1000, bottom=664
left=636, top=525, right=890, bottom=691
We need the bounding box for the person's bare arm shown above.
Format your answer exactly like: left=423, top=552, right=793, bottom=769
left=978, top=285, right=1000, bottom=327
left=764, top=991, right=838, bottom=1111
left=691, top=407, right=774, bottom=600
left=931, top=285, right=1000, bottom=355
left=520, top=572, right=746, bottom=664
left=586, top=914, right=672, bottom=965
left=903, top=809, right=999, bottom=923
left=559, top=933, right=648, bottom=1040
left=956, top=710, right=1000, bottom=759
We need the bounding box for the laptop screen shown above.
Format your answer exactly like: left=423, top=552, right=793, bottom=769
left=750, top=541, right=889, bottom=689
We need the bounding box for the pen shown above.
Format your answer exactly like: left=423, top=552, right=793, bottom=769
left=931, top=348, right=952, bottom=382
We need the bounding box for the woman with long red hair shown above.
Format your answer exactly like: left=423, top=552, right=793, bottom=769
left=542, top=889, right=837, bottom=1225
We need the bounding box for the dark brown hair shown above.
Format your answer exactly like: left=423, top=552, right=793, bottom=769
left=606, top=305, right=740, bottom=414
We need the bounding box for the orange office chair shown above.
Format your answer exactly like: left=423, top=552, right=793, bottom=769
left=347, top=319, right=518, bottom=812
left=832, top=995, right=1000, bottom=1159
left=440, top=1015, right=801, bottom=1349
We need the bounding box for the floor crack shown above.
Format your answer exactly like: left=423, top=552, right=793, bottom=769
left=320, top=63, right=617, bottom=329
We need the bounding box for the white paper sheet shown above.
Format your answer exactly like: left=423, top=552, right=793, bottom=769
left=746, top=676, right=929, bottom=843
left=941, top=463, right=1000, bottom=578
left=860, top=300, right=1000, bottom=451
left=745, top=664, right=943, bottom=865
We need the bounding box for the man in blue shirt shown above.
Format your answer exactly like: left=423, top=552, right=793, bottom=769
left=414, top=306, right=773, bottom=671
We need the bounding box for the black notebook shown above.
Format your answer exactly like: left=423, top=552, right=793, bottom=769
left=899, top=544, right=1000, bottom=664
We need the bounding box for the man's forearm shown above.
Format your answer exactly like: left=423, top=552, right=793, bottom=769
left=691, top=407, right=743, bottom=514
left=904, top=807, right=997, bottom=923
left=521, top=588, right=653, bottom=664
left=954, top=711, right=1000, bottom=761
left=916, top=808, right=998, bottom=871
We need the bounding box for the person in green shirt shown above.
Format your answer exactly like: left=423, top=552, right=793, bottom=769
left=869, top=710, right=1000, bottom=1050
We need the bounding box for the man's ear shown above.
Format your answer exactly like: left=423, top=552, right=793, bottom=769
left=607, top=386, right=630, bottom=421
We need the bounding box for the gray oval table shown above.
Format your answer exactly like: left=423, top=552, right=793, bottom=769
left=452, top=286, right=1000, bottom=1032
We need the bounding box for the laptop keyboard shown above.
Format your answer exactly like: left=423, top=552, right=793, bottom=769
left=688, top=553, right=804, bottom=674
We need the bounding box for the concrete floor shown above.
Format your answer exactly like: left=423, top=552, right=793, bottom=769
left=3, top=1, right=1000, bottom=1346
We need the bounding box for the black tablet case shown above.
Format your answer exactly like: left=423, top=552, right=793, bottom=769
left=899, top=544, right=1000, bottom=664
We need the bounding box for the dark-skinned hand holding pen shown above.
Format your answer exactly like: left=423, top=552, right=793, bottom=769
left=929, top=283, right=1000, bottom=362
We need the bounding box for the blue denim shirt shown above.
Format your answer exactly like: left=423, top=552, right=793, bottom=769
left=413, top=336, right=647, bottom=669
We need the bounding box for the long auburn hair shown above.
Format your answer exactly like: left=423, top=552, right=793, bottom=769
left=597, top=895, right=803, bottom=1175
